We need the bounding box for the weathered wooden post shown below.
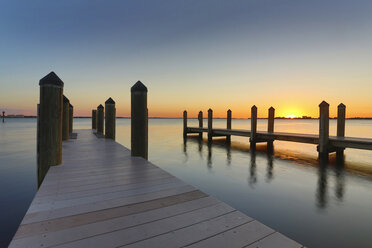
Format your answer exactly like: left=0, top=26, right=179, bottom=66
left=183, top=110, right=187, bottom=138
left=62, top=96, right=70, bottom=141
left=92, top=110, right=97, bottom=129
left=69, top=104, right=73, bottom=134
left=250, top=105, right=257, bottom=144
left=97, top=104, right=104, bottom=134
left=226, top=109, right=232, bottom=143
left=2, top=111, right=4, bottom=123
left=337, top=103, right=346, bottom=158
left=318, top=101, right=330, bottom=159
left=38, top=72, right=63, bottom=186
left=105, top=97, right=116, bottom=140
left=268, top=107, right=275, bottom=148
left=198, top=111, right=203, bottom=139
left=208, top=109, right=213, bottom=143
left=131, top=81, right=148, bottom=160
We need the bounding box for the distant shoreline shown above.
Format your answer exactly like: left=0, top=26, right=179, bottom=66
left=3, top=116, right=372, bottom=120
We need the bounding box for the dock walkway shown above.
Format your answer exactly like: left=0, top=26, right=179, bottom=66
left=9, top=129, right=302, bottom=248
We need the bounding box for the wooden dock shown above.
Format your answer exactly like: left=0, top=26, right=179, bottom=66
left=9, top=129, right=303, bottom=248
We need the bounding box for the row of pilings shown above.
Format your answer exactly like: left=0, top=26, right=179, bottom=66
left=183, top=101, right=346, bottom=160
left=37, top=72, right=149, bottom=187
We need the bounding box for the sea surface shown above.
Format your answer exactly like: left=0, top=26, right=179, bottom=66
left=1, top=118, right=372, bottom=248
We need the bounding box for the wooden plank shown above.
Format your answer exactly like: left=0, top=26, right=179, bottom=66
left=185, top=220, right=275, bottom=248
left=245, top=232, right=303, bottom=248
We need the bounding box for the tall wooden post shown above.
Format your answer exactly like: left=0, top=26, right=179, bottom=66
left=105, top=97, right=116, bottom=140
left=62, top=96, right=70, bottom=141
left=183, top=110, right=187, bottom=138
left=227, top=109, right=232, bottom=143
left=2, top=111, right=4, bottom=123
left=337, top=103, right=346, bottom=158
left=198, top=111, right=203, bottom=139
left=69, top=104, right=73, bottom=134
left=268, top=107, right=275, bottom=148
left=38, top=72, right=63, bottom=186
left=208, top=109, right=213, bottom=143
left=319, top=101, right=330, bottom=159
left=131, top=81, right=148, bottom=160
left=250, top=105, right=257, bottom=144
left=92, top=110, right=97, bottom=129
left=97, top=104, right=104, bottom=134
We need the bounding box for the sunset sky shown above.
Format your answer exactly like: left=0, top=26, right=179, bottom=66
left=0, top=0, right=371, bottom=118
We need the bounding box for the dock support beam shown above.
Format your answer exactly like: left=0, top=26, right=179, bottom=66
left=69, top=104, right=73, bottom=134
left=337, top=103, right=346, bottom=158
left=92, top=110, right=97, bottom=129
left=208, top=109, right=213, bottom=143
left=97, top=104, right=104, bottom=134
left=268, top=107, right=275, bottom=148
left=62, top=96, right=70, bottom=141
left=227, top=109, right=232, bottom=143
left=105, top=97, right=116, bottom=140
left=198, top=111, right=203, bottom=139
left=250, top=105, right=257, bottom=147
left=183, top=110, right=187, bottom=138
left=131, top=81, right=148, bottom=160
left=38, top=72, right=64, bottom=186
left=318, top=101, right=330, bottom=159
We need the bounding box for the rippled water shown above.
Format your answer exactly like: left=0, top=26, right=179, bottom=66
left=1, top=118, right=372, bottom=247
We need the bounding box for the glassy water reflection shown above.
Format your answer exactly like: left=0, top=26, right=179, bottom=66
left=1, top=118, right=372, bottom=248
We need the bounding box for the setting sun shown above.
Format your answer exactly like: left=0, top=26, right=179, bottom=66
left=286, top=114, right=297, bottom=119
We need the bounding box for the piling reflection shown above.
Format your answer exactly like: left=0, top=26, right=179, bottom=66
left=183, top=136, right=347, bottom=210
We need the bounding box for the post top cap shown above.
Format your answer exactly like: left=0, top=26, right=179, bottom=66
left=227, top=109, right=231, bottom=112
left=251, top=105, right=257, bottom=109
left=131, top=81, right=148, bottom=92
left=319, top=101, right=329, bottom=107
left=183, top=110, right=187, bottom=113
left=92, top=109, right=97, bottom=112
left=269, top=106, right=275, bottom=110
left=39, top=72, right=64, bottom=87
left=97, top=104, right=104, bottom=109
left=63, top=95, right=69, bottom=103
left=199, top=110, right=203, bottom=113
left=338, top=103, right=346, bottom=108
left=208, top=108, right=212, bottom=112
left=105, top=97, right=115, bottom=104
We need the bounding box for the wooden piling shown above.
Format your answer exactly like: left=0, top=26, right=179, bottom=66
left=183, top=110, right=187, bottom=138
left=69, top=104, right=73, bottom=134
left=250, top=105, right=257, bottom=144
left=97, top=104, right=104, bottom=134
left=318, top=101, right=330, bottom=158
left=227, top=109, right=232, bottom=143
left=105, top=97, right=116, bottom=140
left=337, top=103, right=346, bottom=157
left=198, top=111, right=203, bottom=139
left=62, top=96, right=70, bottom=141
left=2, top=111, right=4, bottom=123
left=268, top=106, right=275, bottom=148
left=131, top=81, right=148, bottom=160
left=92, top=110, right=97, bottom=129
left=208, top=109, right=213, bottom=143
left=38, top=72, right=63, bottom=186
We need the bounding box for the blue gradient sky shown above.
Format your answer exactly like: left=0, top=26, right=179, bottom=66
left=1, top=0, right=371, bottom=117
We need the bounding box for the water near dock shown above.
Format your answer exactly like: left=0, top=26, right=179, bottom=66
left=1, top=118, right=372, bottom=247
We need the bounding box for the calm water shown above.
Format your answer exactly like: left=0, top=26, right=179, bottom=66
left=1, top=118, right=372, bottom=247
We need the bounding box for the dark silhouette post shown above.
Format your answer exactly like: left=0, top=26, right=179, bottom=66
left=38, top=72, right=63, bottom=186
left=319, top=101, right=330, bottom=159
left=337, top=103, right=346, bottom=158
left=69, top=104, right=73, bottom=134
left=250, top=105, right=257, bottom=146
left=131, top=81, right=148, bottom=160
left=92, top=110, right=97, bottom=129
left=97, top=104, right=104, bottom=134
left=183, top=110, right=187, bottom=138
left=268, top=107, right=275, bottom=148
left=208, top=109, right=213, bottom=143
left=2, top=111, right=4, bottom=123
left=105, top=97, right=116, bottom=140
left=198, top=111, right=203, bottom=139
left=227, top=109, right=232, bottom=143
left=62, top=96, right=70, bottom=141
